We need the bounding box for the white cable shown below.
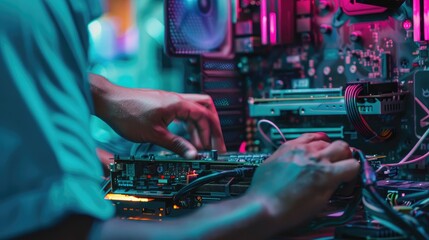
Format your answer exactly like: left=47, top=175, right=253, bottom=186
left=256, top=119, right=286, bottom=148
left=381, top=151, right=429, bottom=168
left=398, top=127, right=429, bottom=164
left=376, top=127, right=429, bottom=173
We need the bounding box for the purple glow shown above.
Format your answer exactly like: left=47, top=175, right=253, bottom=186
left=425, top=0, right=429, bottom=40
left=413, top=0, right=429, bottom=41
left=261, top=0, right=268, bottom=44
left=269, top=12, right=277, bottom=45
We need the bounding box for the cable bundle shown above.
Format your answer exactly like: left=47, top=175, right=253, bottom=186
left=357, top=150, right=429, bottom=239
left=173, top=167, right=255, bottom=203
left=344, top=84, right=393, bottom=143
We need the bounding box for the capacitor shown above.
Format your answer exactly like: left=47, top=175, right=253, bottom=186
left=337, top=65, right=345, bottom=74
left=308, top=68, right=316, bottom=77
left=323, top=66, right=331, bottom=75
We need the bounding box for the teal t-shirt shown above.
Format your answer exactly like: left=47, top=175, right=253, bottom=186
left=0, top=0, right=114, bottom=238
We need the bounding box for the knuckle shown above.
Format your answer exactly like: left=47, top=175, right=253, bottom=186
left=316, top=132, right=328, bottom=137
left=333, top=140, right=350, bottom=150
left=301, top=133, right=316, bottom=141
left=203, top=94, right=213, bottom=101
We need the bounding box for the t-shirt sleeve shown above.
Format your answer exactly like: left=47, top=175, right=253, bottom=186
left=88, top=0, right=104, bottom=21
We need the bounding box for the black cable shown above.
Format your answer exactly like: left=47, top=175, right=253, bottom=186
left=357, top=149, right=429, bottom=239
left=306, top=189, right=362, bottom=231
left=173, top=167, right=255, bottom=203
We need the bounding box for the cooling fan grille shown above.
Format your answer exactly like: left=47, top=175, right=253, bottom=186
left=165, top=0, right=229, bottom=56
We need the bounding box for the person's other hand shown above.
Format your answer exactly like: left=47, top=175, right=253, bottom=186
left=246, top=133, right=360, bottom=233
left=100, top=87, right=226, bottom=159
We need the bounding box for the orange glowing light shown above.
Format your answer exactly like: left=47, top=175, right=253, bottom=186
left=173, top=205, right=181, bottom=210
left=105, top=193, right=153, bottom=202
left=127, top=217, right=159, bottom=221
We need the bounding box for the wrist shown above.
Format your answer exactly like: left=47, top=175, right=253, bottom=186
left=89, top=73, right=119, bottom=121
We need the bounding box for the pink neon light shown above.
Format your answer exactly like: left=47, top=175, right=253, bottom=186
left=261, top=0, right=268, bottom=44
left=238, top=141, right=246, bottom=153
left=269, top=12, right=277, bottom=45
left=402, top=19, right=412, bottom=30
left=413, top=0, right=421, bottom=41
left=236, top=0, right=240, bottom=20
left=425, top=0, right=429, bottom=40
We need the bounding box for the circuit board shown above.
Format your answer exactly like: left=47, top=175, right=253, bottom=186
left=106, top=152, right=269, bottom=219
left=110, top=152, right=268, bottom=197
left=170, top=0, right=429, bottom=180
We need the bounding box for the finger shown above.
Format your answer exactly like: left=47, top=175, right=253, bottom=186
left=188, top=123, right=203, bottom=150
left=180, top=93, right=213, bottom=109
left=277, top=141, right=330, bottom=162
left=152, top=127, right=198, bottom=159
left=305, top=140, right=331, bottom=153
left=196, top=117, right=211, bottom=150
left=191, top=96, right=226, bottom=153
left=313, top=140, right=352, bottom=163
left=179, top=94, right=226, bottom=152
left=212, top=135, right=227, bottom=153
left=175, top=102, right=211, bottom=147
left=209, top=114, right=226, bottom=153
left=176, top=101, right=226, bottom=153
left=331, top=159, right=360, bottom=183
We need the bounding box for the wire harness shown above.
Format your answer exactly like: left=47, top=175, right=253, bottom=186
left=344, top=84, right=393, bottom=143
left=357, top=149, right=429, bottom=239
left=173, top=167, right=255, bottom=204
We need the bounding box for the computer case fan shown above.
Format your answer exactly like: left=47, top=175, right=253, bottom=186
left=165, top=0, right=231, bottom=56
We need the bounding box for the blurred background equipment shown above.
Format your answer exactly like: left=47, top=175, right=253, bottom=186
left=89, top=0, right=188, bottom=155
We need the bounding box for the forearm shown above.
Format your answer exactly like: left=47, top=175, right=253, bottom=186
left=98, top=196, right=275, bottom=240
left=89, top=73, right=118, bottom=121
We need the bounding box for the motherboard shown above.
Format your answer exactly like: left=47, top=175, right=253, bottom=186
left=165, top=0, right=429, bottom=180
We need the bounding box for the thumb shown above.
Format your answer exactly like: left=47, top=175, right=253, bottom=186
left=154, top=129, right=198, bottom=159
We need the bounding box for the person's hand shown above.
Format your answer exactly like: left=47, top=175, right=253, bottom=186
left=107, top=89, right=226, bottom=158
left=177, top=93, right=225, bottom=152
left=91, top=75, right=226, bottom=159
left=246, top=133, right=360, bottom=233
